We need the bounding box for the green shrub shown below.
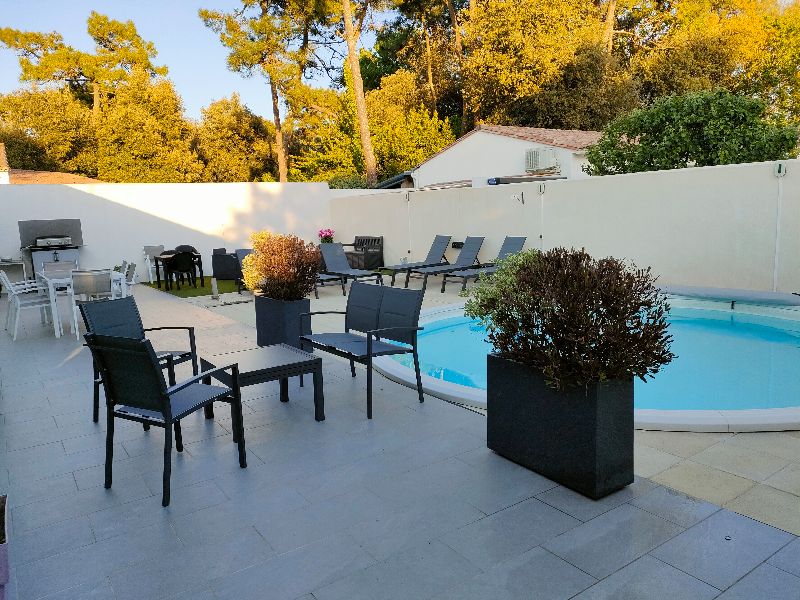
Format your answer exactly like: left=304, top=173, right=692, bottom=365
left=465, top=248, right=675, bottom=390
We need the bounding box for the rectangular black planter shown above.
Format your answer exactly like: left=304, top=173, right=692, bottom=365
left=0, top=495, right=7, bottom=600
left=254, top=295, right=310, bottom=349
left=487, top=354, right=634, bottom=500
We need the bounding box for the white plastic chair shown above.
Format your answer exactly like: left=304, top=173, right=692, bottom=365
left=143, top=245, right=165, bottom=283
left=0, top=270, right=52, bottom=340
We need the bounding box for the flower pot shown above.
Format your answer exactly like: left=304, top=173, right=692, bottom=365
left=487, top=354, right=634, bottom=500
left=0, top=495, right=8, bottom=600
left=254, top=294, right=311, bottom=349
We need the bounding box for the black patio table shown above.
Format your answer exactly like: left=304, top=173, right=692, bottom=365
left=154, top=252, right=205, bottom=290
left=200, top=344, right=325, bottom=421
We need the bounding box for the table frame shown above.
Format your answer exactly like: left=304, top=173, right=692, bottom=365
left=154, top=253, right=205, bottom=291
left=200, top=344, right=325, bottom=421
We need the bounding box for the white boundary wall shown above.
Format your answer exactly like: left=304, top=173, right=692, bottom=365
left=0, top=182, right=375, bottom=278
left=331, top=160, right=800, bottom=292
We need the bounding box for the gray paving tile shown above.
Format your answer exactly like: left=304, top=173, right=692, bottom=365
left=544, top=504, right=683, bottom=579
left=313, top=539, right=476, bottom=600
left=346, top=494, right=485, bottom=561
left=4, top=473, right=77, bottom=508
left=110, top=526, right=272, bottom=600
left=715, top=563, right=800, bottom=599
left=769, top=537, right=800, bottom=577
left=651, top=509, right=795, bottom=590
left=10, top=516, right=95, bottom=566
left=630, top=485, right=720, bottom=527
left=431, top=546, right=596, bottom=600
left=211, top=533, right=375, bottom=600
left=38, top=578, right=116, bottom=600
left=441, top=497, right=580, bottom=568
left=536, top=477, right=658, bottom=522
left=572, top=555, right=719, bottom=599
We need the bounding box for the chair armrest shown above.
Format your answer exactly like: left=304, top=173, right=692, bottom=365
left=340, top=243, right=356, bottom=248
left=299, top=311, right=347, bottom=317
left=366, top=326, right=423, bottom=337
left=167, top=363, right=238, bottom=395
left=144, top=326, right=195, bottom=333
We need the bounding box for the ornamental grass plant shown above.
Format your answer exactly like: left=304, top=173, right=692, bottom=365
left=242, top=232, right=320, bottom=301
left=465, top=247, right=675, bottom=391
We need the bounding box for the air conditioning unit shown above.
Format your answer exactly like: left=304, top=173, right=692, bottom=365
left=525, top=148, right=560, bottom=173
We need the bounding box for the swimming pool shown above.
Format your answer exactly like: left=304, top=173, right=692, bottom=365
left=376, top=301, right=800, bottom=431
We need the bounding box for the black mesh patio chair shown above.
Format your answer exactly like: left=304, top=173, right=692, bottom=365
left=320, top=243, right=383, bottom=291
left=300, top=282, right=424, bottom=419
left=441, top=236, right=527, bottom=293
left=314, top=273, right=346, bottom=299
left=212, top=248, right=240, bottom=281
left=80, top=297, right=198, bottom=424
left=235, top=249, right=253, bottom=294
left=84, top=333, right=246, bottom=506
left=165, top=251, right=197, bottom=289
left=343, top=236, right=384, bottom=270
left=383, top=235, right=452, bottom=286
left=404, top=236, right=485, bottom=291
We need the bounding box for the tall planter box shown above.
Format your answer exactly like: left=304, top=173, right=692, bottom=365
left=487, top=354, right=634, bottom=500
left=0, top=495, right=8, bottom=600
left=254, top=294, right=310, bottom=349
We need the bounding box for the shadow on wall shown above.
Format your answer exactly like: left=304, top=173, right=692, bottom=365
left=0, top=182, right=329, bottom=277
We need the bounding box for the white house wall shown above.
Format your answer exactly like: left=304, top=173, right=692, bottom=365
left=412, top=131, right=577, bottom=187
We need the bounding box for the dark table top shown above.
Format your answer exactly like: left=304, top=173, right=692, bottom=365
left=201, top=344, right=319, bottom=376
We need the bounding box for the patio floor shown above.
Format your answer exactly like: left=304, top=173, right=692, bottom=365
left=1, top=284, right=799, bottom=599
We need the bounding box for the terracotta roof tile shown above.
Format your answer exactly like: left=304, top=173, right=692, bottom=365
left=476, top=125, right=602, bottom=151
left=8, top=169, right=101, bottom=185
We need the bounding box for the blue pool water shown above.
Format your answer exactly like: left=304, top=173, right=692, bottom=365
left=393, top=308, right=800, bottom=410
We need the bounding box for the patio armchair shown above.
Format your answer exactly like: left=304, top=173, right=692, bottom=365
left=84, top=333, right=246, bottom=506
left=440, top=236, right=527, bottom=293
left=212, top=248, right=240, bottom=281
left=79, top=296, right=198, bottom=423
left=383, top=235, right=452, bottom=286
left=404, top=236, right=485, bottom=291
left=165, top=252, right=197, bottom=290
left=300, top=282, right=425, bottom=419
left=319, top=243, right=383, bottom=292
left=343, top=236, right=384, bottom=270
left=0, top=270, right=52, bottom=341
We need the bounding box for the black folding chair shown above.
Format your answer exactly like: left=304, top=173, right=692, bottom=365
left=300, top=282, right=425, bottom=419
left=84, top=333, right=246, bottom=506
left=80, top=297, right=198, bottom=423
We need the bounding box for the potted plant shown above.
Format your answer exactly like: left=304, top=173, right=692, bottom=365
left=0, top=495, right=7, bottom=600
left=465, top=248, right=674, bottom=499
left=242, top=232, right=321, bottom=348
left=318, top=228, right=335, bottom=243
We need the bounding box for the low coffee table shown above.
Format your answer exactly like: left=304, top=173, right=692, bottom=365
left=200, top=344, right=325, bottom=421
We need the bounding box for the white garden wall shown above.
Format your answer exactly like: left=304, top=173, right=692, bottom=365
left=331, top=160, right=800, bottom=293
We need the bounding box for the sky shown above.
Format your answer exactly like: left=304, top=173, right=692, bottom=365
left=0, top=0, right=357, bottom=119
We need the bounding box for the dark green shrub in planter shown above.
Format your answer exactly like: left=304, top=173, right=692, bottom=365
left=465, top=248, right=674, bottom=499
left=242, top=232, right=321, bottom=348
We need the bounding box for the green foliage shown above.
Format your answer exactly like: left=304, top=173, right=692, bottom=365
left=359, top=24, right=413, bottom=90
left=586, top=90, right=799, bottom=175
left=0, top=88, right=97, bottom=175
left=96, top=71, right=203, bottom=182
left=195, top=94, right=276, bottom=181
left=465, top=248, right=675, bottom=390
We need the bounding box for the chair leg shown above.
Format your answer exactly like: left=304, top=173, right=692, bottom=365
left=235, top=396, right=247, bottom=468
left=377, top=274, right=384, bottom=286
left=421, top=274, right=429, bottom=292
left=462, top=278, right=469, bottom=293
left=340, top=277, right=346, bottom=296
left=12, top=303, right=21, bottom=341
left=390, top=271, right=396, bottom=286
left=441, top=276, right=448, bottom=293
left=314, top=282, right=319, bottom=299
left=162, top=424, right=173, bottom=507
left=350, top=359, right=356, bottom=377
left=92, top=363, right=101, bottom=423
left=104, top=408, right=114, bottom=489
left=413, top=349, right=425, bottom=403
left=404, top=270, right=411, bottom=288
left=366, top=355, right=373, bottom=419
left=174, top=421, right=183, bottom=452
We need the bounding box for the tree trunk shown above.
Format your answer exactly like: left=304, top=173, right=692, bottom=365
left=423, top=17, right=437, bottom=108
left=341, top=0, right=377, bottom=187
left=444, top=0, right=462, bottom=55
left=269, top=77, right=288, bottom=182
left=92, top=81, right=100, bottom=123
left=603, top=0, right=617, bottom=53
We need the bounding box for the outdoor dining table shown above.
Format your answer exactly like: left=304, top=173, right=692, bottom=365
left=37, top=270, right=127, bottom=338
left=153, top=252, right=205, bottom=290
